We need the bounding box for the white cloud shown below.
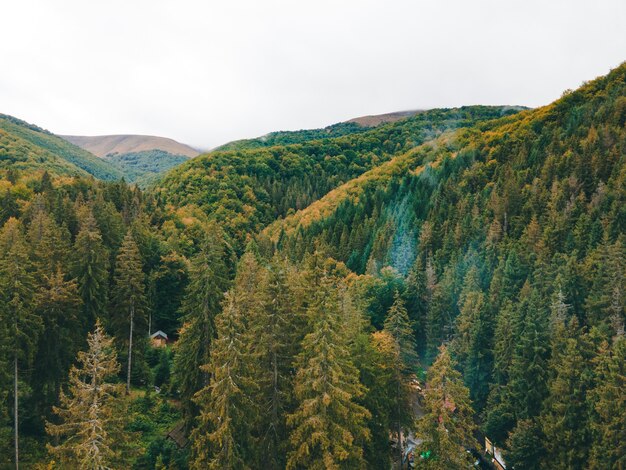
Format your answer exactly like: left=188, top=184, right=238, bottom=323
left=1, top=0, right=624, bottom=149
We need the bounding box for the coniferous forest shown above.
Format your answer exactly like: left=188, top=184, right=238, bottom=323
left=0, top=62, right=624, bottom=469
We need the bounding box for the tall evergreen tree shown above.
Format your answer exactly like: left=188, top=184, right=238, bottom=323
left=417, top=345, right=478, bottom=469
left=32, top=269, right=82, bottom=423
left=382, top=290, right=418, bottom=467
left=247, top=255, right=302, bottom=469
left=72, top=210, right=109, bottom=330
left=190, top=290, right=255, bottom=470
left=286, top=267, right=370, bottom=469
left=540, top=318, right=594, bottom=469
left=0, top=218, right=41, bottom=469
left=173, top=223, right=231, bottom=422
left=46, top=321, right=129, bottom=469
left=588, top=336, right=626, bottom=469
left=110, top=231, right=148, bottom=394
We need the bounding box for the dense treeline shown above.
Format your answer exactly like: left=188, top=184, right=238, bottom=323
left=215, top=121, right=371, bottom=151
left=0, top=168, right=229, bottom=467
left=0, top=63, right=624, bottom=469
left=0, top=114, right=124, bottom=180
left=159, top=106, right=521, bottom=249
left=263, top=63, right=626, bottom=467
left=104, top=150, right=190, bottom=186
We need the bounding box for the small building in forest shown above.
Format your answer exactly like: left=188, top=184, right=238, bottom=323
left=166, top=421, right=189, bottom=449
left=150, top=330, right=169, bottom=348
left=485, top=437, right=506, bottom=469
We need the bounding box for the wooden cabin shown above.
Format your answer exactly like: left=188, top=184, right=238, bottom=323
left=485, top=437, right=506, bottom=470
left=150, top=330, right=168, bottom=348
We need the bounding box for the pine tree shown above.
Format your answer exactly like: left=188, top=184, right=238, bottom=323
left=110, top=231, right=148, bottom=394
left=173, top=223, right=231, bottom=422
left=286, top=268, right=370, bottom=469
left=72, top=210, right=109, bottom=330
left=46, top=321, right=129, bottom=469
left=417, top=345, right=478, bottom=469
left=190, top=291, right=255, bottom=470
left=0, top=218, right=41, bottom=468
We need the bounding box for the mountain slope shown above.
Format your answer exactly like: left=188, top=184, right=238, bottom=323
left=215, top=110, right=424, bottom=152
left=0, top=114, right=123, bottom=180
left=62, top=134, right=199, bottom=158
left=104, top=150, right=189, bottom=185
left=265, top=63, right=626, bottom=274
left=157, top=106, right=522, bottom=248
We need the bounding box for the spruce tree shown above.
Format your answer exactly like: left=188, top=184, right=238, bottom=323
left=46, top=321, right=128, bottom=469
left=72, top=210, right=109, bottom=330
left=110, top=231, right=148, bottom=394
left=286, top=268, right=370, bottom=470
left=540, top=319, right=594, bottom=469
left=0, top=218, right=41, bottom=468
left=382, top=290, right=418, bottom=467
left=417, top=345, right=478, bottom=469
left=32, top=269, right=82, bottom=422
left=173, top=223, right=231, bottom=422
left=588, top=336, right=626, bottom=469
left=248, top=255, right=302, bottom=468
left=190, top=291, right=255, bottom=470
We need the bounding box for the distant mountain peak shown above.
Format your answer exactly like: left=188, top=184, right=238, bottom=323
left=61, top=134, right=199, bottom=158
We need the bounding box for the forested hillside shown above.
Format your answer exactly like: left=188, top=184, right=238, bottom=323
left=159, top=106, right=522, bottom=248
left=104, top=150, right=190, bottom=186
left=0, top=63, right=623, bottom=470
left=0, top=115, right=124, bottom=180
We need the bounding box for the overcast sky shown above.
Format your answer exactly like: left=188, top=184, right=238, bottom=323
left=1, top=0, right=625, bottom=149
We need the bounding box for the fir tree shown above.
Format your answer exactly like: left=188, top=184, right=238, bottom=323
left=0, top=218, right=41, bottom=468
left=417, top=345, right=478, bottom=469
left=46, top=321, right=129, bottom=469
left=72, top=210, right=109, bottom=330
left=110, top=231, right=148, bottom=394
left=173, top=223, right=231, bottom=422
left=286, top=269, right=370, bottom=469
left=540, top=319, right=594, bottom=469
left=32, top=269, right=82, bottom=422
left=382, top=290, right=418, bottom=467
left=190, top=291, right=255, bottom=470
left=588, top=336, right=626, bottom=469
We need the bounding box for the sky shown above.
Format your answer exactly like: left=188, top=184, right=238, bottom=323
left=1, top=0, right=625, bottom=150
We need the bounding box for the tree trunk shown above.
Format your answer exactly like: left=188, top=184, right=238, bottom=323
left=397, top=379, right=402, bottom=470
left=14, top=356, right=19, bottom=470
left=127, top=303, right=134, bottom=395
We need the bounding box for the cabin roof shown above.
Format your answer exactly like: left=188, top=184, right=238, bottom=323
left=150, top=330, right=168, bottom=340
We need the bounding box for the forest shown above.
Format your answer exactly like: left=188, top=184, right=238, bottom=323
left=0, top=62, right=624, bottom=469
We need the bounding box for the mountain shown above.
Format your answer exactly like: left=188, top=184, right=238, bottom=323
left=0, top=63, right=624, bottom=469
left=158, top=105, right=522, bottom=247
left=61, top=134, right=198, bottom=184
left=61, top=134, right=199, bottom=158
left=0, top=114, right=124, bottom=180
left=263, top=64, right=625, bottom=276
left=215, top=110, right=426, bottom=152
left=346, top=109, right=423, bottom=127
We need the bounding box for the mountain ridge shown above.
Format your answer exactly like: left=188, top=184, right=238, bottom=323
left=61, top=134, right=199, bottom=158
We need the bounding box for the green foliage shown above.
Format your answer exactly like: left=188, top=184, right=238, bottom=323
left=159, top=106, right=520, bottom=249
left=0, top=114, right=124, bottom=180
left=104, top=150, right=189, bottom=186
